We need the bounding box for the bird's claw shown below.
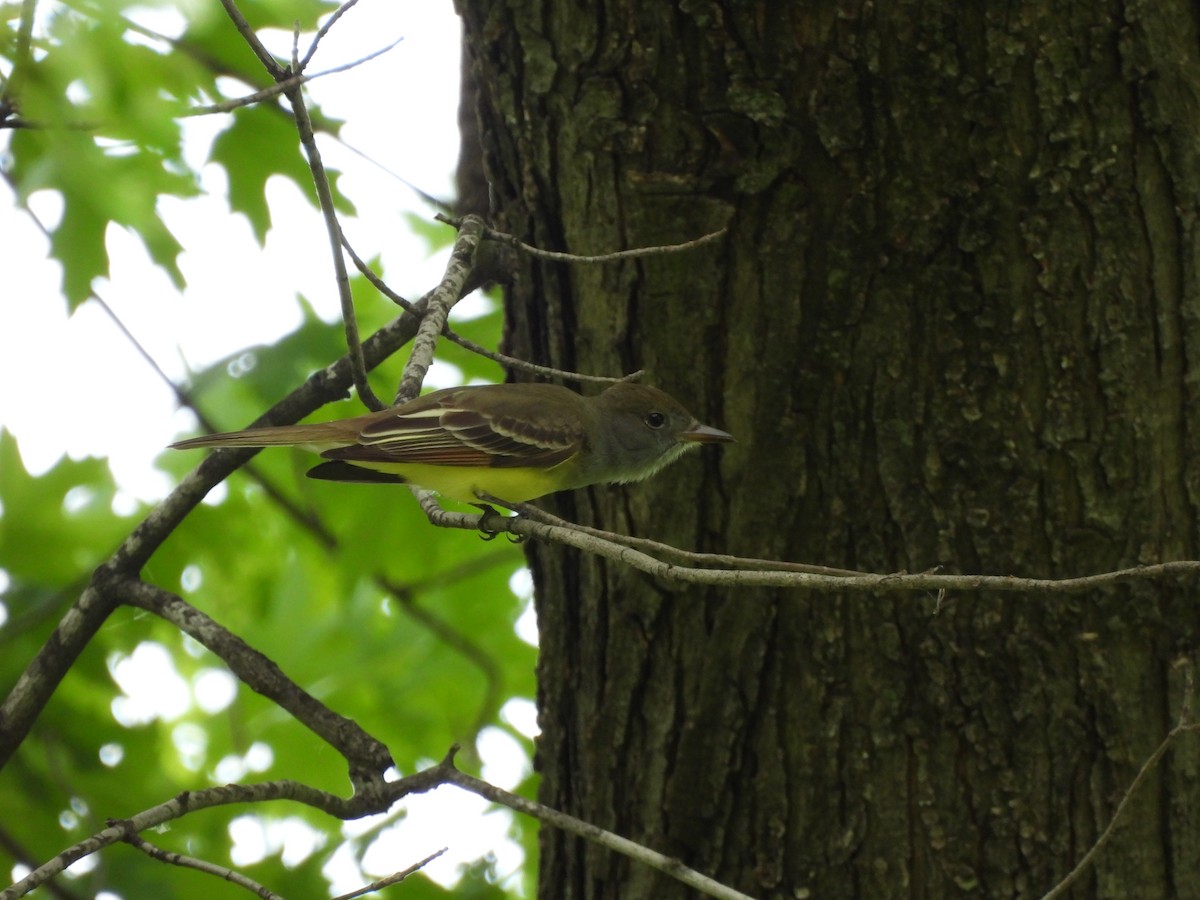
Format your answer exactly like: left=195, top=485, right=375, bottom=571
left=471, top=498, right=526, bottom=542
left=474, top=503, right=502, bottom=540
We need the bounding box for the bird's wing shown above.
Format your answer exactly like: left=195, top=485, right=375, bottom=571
left=321, top=393, right=584, bottom=469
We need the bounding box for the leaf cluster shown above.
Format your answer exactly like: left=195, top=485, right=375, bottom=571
left=3, top=0, right=346, bottom=304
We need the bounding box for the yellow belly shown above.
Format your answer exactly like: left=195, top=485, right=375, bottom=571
left=358, top=462, right=566, bottom=504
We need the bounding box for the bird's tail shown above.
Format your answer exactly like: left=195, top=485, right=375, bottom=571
left=170, top=420, right=360, bottom=451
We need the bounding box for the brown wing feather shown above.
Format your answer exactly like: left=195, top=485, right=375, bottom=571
left=321, top=441, right=496, bottom=467
left=342, top=394, right=585, bottom=469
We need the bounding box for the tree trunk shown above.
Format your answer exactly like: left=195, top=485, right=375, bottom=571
left=458, top=1, right=1200, bottom=896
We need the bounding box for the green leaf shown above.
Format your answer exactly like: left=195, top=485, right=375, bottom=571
left=210, top=106, right=309, bottom=243
left=5, top=9, right=209, bottom=303
left=9, top=129, right=196, bottom=304
left=209, top=104, right=354, bottom=243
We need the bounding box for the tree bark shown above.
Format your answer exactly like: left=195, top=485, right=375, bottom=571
left=458, top=1, right=1200, bottom=896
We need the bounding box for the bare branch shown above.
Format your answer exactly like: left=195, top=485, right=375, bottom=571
left=330, top=848, right=448, bottom=900
left=4, top=744, right=752, bottom=900
left=0, top=579, right=121, bottom=772
left=341, top=231, right=640, bottom=384
left=122, top=834, right=284, bottom=900
left=218, top=0, right=286, bottom=79
left=301, top=0, right=362, bottom=70
left=394, top=215, right=487, bottom=404
left=0, top=825, right=84, bottom=900
left=1040, top=663, right=1200, bottom=900
left=1, top=763, right=456, bottom=900
left=215, top=0, right=394, bottom=412
left=339, top=233, right=420, bottom=315
left=443, top=766, right=757, bottom=900
left=512, top=502, right=868, bottom=577
left=183, top=43, right=402, bottom=117
left=446, top=328, right=641, bottom=385
left=122, top=579, right=394, bottom=779
left=426, top=498, right=1200, bottom=597
left=471, top=220, right=728, bottom=264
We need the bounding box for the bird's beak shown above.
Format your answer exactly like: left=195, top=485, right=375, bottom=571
left=679, top=423, right=735, bottom=444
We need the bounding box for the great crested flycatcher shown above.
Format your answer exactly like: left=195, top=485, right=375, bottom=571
left=171, top=382, right=734, bottom=503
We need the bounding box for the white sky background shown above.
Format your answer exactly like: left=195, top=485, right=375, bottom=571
left=1, top=2, right=539, bottom=893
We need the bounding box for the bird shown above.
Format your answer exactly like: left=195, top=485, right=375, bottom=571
left=170, top=382, right=734, bottom=504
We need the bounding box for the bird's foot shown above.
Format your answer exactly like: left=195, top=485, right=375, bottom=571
left=471, top=503, right=525, bottom=543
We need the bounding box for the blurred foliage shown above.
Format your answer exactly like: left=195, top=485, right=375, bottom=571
left=0, top=3, right=538, bottom=898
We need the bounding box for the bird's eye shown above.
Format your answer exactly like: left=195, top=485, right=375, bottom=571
left=645, top=411, right=667, bottom=429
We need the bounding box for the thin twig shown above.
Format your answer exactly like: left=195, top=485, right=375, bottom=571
left=338, top=232, right=421, bottom=314
left=5, top=43, right=402, bottom=130
left=341, top=232, right=639, bottom=384
left=336, top=140, right=450, bottom=210
left=446, top=328, right=640, bottom=385
left=1040, top=667, right=1200, bottom=900
left=443, top=766, right=756, bottom=900
left=330, top=848, right=448, bottom=900
left=301, top=0, right=361, bottom=70
left=122, top=834, right=284, bottom=900
left=279, top=39, right=382, bottom=409
left=462, top=219, right=728, bottom=264
left=511, top=502, right=868, bottom=577
left=183, top=43, right=402, bottom=117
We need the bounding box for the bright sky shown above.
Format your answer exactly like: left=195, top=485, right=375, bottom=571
left=1, top=3, right=538, bottom=893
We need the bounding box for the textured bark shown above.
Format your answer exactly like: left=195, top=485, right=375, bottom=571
left=458, top=1, right=1200, bottom=897
left=455, top=32, right=490, bottom=218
